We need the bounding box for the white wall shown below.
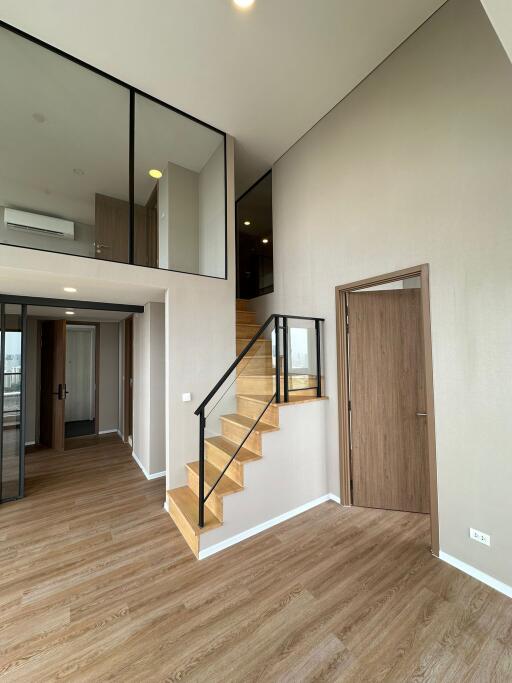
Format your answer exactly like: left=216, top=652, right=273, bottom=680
left=98, top=322, right=119, bottom=433
left=481, top=0, right=512, bottom=62
left=65, top=326, right=95, bottom=422
left=24, top=318, right=39, bottom=445
left=254, top=0, right=512, bottom=587
left=199, top=143, right=225, bottom=278
left=132, top=302, right=166, bottom=477
left=168, top=162, right=199, bottom=275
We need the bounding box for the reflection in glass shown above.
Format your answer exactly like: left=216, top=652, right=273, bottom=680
left=236, top=171, right=273, bottom=298
left=1, top=305, right=24, bottom=501
left=0, top=25, right=130, bottom=262
left=134, top=94, right=226, bottom=276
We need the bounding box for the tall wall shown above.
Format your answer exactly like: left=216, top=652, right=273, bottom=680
left=98, top=322, right=120, bottom=433
left=255, top=0, right=512, bottom=586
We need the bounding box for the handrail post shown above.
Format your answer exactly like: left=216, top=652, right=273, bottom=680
left=315, top=319, right=322, bottom=398
left=283, top=316, right=289, bottom=403
left=198, top=408, right=205, bottom=528
left=275, top=315, right=281, bottom=403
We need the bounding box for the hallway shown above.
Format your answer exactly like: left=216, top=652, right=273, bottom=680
left=0, top=441, right=510, bottom=681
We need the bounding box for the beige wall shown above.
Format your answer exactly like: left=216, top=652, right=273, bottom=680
left=256, top=0, right=512, bottom=586
left=98, top=322, right=119, bottom=433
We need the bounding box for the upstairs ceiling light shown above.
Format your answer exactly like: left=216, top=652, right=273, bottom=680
left=149, top=169, right=163, bottom=179
left=262, top=238, right=269, bottom=244
left=233, top=0, right=255, bottom=9
left=65, top=311, right=75, bottom=315
left=243, top=220, right=251, bottom=226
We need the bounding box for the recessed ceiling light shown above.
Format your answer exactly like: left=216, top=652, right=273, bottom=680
left=233, top=0, right=255, bottom=8
left=243, top=220, right=251, bottom=226
left=63, top=287, right=77, bottom=293
left=262, top=238, right=269, bottom=244
left=65, top=311, right=75, bottom=315
left=149, top=169, right=163, bottom=179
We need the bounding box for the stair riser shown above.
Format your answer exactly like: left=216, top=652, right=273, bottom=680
left=168, top=495, right=199, bottom=557
left=236, top=299, right=250, bottom=311
left=205, top=442, right=244, bottom=485
left=221, top=419, right=262, bottom=455
left=236, top=397, right=279, bottom=427
left=236, top=376, right=318, bottom=395
left=236, top=323, right=262, bottom=339
left=236, top=338, right=272, bottom=355
left=236, top=356, right=274, bottom=375
left=236, top=310, right=257, bottom=324
left=187, top=469, right=224, bottom=521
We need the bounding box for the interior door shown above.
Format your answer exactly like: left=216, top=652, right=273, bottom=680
left=40, top=320, right=67, bottom=451
left=94, top=193, right=129, bottom=262
left=347, top=290, right=429, bottom=513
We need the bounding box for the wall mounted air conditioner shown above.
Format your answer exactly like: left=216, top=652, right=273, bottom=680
left=4, top=208, right=75, bottom=240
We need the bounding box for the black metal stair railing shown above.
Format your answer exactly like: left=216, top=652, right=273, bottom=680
left=194, top=313, right=324, bottom=528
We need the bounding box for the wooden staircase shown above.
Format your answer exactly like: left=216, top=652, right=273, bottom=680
left=166, top=299, right=322, bottom=557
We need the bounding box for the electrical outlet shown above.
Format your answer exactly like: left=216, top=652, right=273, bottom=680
left=182, top=392, right=192, bottom=402
left=469, top=527, right=490, bottom=546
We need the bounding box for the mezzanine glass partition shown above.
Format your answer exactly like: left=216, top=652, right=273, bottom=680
left=0, top=23, right=226, bottom=278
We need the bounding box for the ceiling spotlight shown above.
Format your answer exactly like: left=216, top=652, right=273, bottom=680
left=149, top=169, right=163, bottom=179
left=243, top=220, right=251, bottom=226
left=262, top=238, right=269, bottom=244
left=63, top=287, right=77, bottom=293
left=233, top=0, right=255, bottom=8
left=65, top=311, right=75, bottom=315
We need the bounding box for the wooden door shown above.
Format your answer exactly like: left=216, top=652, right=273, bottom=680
left=95, top=193, right=129, bottom=262
left=347, top=290, right=429, bottom=513
left=40, top=320, right=67, bottom=451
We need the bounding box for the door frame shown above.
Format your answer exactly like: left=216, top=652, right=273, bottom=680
left=335, top=264, right=439, bottom=555
left=123, top=316, right=133, bottom=444
left=65, top=322, right=100, bottom=435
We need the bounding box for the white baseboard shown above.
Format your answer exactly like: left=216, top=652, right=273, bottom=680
left=131, top=450, right=166, bottom=481
left=99, top=429, right=118, bottom=435
left=25, top=441, right=36, bottom=446
left=163, top=501, right=169, bottom=513
left=328, top=493, right=341, bottom=504
left=439, top=550, right=512, bottom=599
left=199, top=494, right=332, bottom=560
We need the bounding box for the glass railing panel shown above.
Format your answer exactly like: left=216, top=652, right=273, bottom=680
left=202, top=318, right=276, bottom=497
left=0, top=24, right=130, bottom=263
left=134, top=94, right=226, bottom=277
left=286, top=318, right=320, bottom=397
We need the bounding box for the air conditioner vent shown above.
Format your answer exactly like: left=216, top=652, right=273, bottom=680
left=4, top=208, right=75, bottom=240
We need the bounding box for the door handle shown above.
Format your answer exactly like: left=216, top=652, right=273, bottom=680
left=416, top=412, right=427, bottom=416
left=53, top=384, right=64, bottom=400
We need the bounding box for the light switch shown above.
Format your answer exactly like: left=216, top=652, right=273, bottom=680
left=182, top=392, right=192, bottom=402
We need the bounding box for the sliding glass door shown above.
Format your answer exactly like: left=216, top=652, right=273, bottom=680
left=0, top=303, right=27, bottom=502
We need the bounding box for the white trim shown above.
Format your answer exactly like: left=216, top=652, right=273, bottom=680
left=130, top=450, right=165, bottom=481
left=163, top=501, right=169, bottom=513
left=198, top=494, right=332, bottom=560
left=439, top=550, right=512, bottom=599
left=25, top=440, right=36, bottom=446
left=99, top=429, right=118, bottom=435
left=328, top=493, right=341, bottom=504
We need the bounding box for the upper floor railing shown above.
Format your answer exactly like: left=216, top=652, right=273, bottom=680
left=194, top=313, right=324, bottom=528
left=0, top=20, right=227, bottom=280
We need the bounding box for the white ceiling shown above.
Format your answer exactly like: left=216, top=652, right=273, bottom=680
left=5, top=304, right=132, bottom=322
left=0, top=0, right=446, bottom=194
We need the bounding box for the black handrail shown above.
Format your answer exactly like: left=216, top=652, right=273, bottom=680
left=196, top=311, right=324, bottom=527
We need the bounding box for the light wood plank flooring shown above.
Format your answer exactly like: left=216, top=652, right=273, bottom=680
left=0, top=440, right=510, bottom=681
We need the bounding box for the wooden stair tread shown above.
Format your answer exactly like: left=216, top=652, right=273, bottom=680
left=221, top=413, right=278, bottom=433
left=186, top=460, right=242, bottom=496
left=206, top=435, right=261, bottom=463
left=167, top=486, right=222, bottom=534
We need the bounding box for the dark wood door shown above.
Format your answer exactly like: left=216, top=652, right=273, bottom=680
left=347, top=290, right=429, bottom=513
left=40, top=320, right=67, bottom=451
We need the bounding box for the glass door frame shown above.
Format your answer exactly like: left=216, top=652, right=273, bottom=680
left=0, top=302, right=27, bottom=502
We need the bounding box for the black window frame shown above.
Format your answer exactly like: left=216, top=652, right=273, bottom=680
left=0, top=20, right=228, bottom=281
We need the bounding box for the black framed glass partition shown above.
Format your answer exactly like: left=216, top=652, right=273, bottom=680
left=236, top=170, right=273, bottom=299
left=0, top=303, right=26, bottom=502
left=0, top=21, right=227, bottom=279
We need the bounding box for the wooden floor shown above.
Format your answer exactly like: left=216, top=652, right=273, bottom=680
left=0, top=441, right=510, bottom=681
